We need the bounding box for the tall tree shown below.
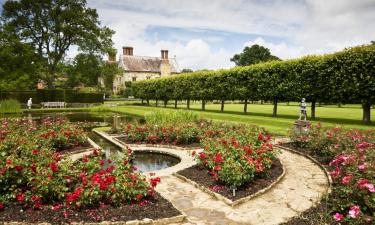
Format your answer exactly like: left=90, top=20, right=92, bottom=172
left=0, top=26, right=43, bottom=90
left=1, top=0, right=115, bottom=88
left=65, top=53, right=122, bottom=91
left=231, top=44, right=280, bottom=66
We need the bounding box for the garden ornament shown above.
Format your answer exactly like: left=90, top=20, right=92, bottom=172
left=298, top=98, right=307, bottom=121
left=27, top=98, right=32, bottom=109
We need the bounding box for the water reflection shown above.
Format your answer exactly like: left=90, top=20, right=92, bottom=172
left=132, top=151, right=180, bottom=173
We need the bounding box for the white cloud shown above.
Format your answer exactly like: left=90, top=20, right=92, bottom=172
left=84, top=0, right=375, bottom=69
left=244, top=37, right=304, bottom=59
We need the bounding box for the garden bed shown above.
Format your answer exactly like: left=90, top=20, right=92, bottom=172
left=280, top=142, right=332, bottom=165
left=176, top=159, right=284, bottom=203
left=0, top=191, right=182, bottom=225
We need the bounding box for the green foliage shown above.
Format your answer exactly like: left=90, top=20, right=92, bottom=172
left=0, top=90, right=103, bottom=103
left=1, top=0, right=115, bottom=88
left=181, top=68, right=194, bottom=73
left=123, top=123, right=201, bottom=145
left=64, top=53, right=122, bottom=91
left=133, top=44, right=375, bottom=123
left=0, top=99, right=21, bottom=114
left=144, top=109, right=200, bottom=126
left=231, top=44, right=280, bottom=66
left=0, top=29, right=43, bottom=90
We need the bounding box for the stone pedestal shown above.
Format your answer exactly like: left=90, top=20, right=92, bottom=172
left=112, top=115, right=120, bottom=132
left=294, top=120, right=311, bottom=133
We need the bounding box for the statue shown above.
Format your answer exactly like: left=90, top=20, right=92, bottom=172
left=294, top=98, right=310, bottom=133
left=27, top=98, right=32, bottom=109
left=298, top=98, right=307, bottom=121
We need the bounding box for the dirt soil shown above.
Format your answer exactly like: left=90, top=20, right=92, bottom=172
left=177, top=159, right=283, bottom=201
left=0, top=192, right=181, bottom=225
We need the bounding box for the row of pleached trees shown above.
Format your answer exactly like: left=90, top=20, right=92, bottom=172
left=132, top=44, right=375, bottom=124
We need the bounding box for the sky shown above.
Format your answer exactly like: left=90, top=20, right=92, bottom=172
left=1, top=0, right=375, bottom=70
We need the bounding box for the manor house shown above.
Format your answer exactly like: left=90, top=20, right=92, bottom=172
left=111, top=46, right=180, bottom=94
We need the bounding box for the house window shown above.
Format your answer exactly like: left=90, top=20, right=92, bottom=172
left=132, top=77, right=137, bottom=82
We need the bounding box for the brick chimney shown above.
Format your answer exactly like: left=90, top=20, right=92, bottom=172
left=123, top=46, right=133, bottom=56
left=160, top=49, right=170, bottom=77
left=161, top=50, right=169, bottom=60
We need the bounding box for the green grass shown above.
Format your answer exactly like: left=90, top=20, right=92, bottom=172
left=18, top=100, right=374, bottom=135
left=0, top=99, right=22, bottom=114
left=90, top=101, right=375, bottom=135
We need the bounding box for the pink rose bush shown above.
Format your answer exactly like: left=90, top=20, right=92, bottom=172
left=0, top=118, right=159, bottom=212
left=329, top=141, right=374, bottom=223
left=290, top=123, right=374, bottom=224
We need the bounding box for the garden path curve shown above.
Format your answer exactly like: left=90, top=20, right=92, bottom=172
left=157, top=149, right=330, bottom=225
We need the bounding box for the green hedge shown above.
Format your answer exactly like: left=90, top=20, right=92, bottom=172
left=0, top=89, right=103, bottom=104
left=133, top=44, right=375, bottom=123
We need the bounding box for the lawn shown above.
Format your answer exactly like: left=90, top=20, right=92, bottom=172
left=90, top=100, right=375, bottom=135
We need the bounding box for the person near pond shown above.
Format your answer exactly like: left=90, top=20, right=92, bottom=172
left=298, top=98, right=307, bottom=121
left=27, top=98, right=32, bottom=109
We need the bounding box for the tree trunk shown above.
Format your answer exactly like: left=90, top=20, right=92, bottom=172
left=311, top=100, right=316, bottom=119
left=147, top=99, right=150, bottom=106
left=47, top=77, right=55, bottom=89
left=272, top=97, right=278, bottom=117
left=174, top=99, right=178, bottom=108
left=187, top=98, right=190, bottom=109
left=244, top=99, right=248, bottom=114
left=156, top=100, right=158, bottom=107
left=362, top=102, right=371, bottom=124
left=201, top=100, right=205, bottom=111
left=221, top=100, right=224, bottom=112
left=164, top=100, right=168, bottom=108
left=261, top=100, right=264, bottom=105
left=141, top=99, right=144, bottom=105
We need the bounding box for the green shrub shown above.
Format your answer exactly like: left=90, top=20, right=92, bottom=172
left=144, top=109, right=200, bottom=126
left=0, top=90, right=103, bottom=104
left=0, top=99, right=21, bottom=114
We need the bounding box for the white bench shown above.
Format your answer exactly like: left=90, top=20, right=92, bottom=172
left=41, top=102, right=66, bottom=108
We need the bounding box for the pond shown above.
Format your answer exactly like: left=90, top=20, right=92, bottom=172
left=2, top=111, right=181, bottom=173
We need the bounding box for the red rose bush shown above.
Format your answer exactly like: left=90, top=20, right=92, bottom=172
left=0, top=118, right=159, bottom=212
left=196, top=125, right=279, bottom=187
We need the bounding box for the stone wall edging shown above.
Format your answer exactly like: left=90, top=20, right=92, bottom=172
left=2, top=214, right=186, bottom=225
left=173, top=159, right=286, bottom=207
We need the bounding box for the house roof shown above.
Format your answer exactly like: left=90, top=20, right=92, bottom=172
left=120, top=55, right=180, bottom=73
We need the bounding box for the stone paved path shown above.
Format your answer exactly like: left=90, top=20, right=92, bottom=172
left=156, top=149, right=329, bottom=225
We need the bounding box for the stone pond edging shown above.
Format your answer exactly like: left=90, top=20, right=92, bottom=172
left=93, top=129, right=200, bottom=177
left=173, top=159, right=286, bottom=207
